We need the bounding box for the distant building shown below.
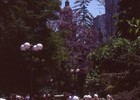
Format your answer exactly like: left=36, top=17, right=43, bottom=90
left=60, top=0, right=73, bottom=25
left=105, top=0, right=120, bottom=37
left=47, top=0, right=73, bottom=32
left=94, top=14, right=106, bottom=43
left=94, top=0, right=120, bottom=43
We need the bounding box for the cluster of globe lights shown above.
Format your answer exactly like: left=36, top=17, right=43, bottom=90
left=70, top=68, right=80, bottom=73
left=20, top=42, right=43, bottom=51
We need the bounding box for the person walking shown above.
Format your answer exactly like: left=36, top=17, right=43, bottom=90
left=68, top=90, right=79, bottom=100
left=107, top=94, right=113, bottom=100
left=25, top=94, right=30, bottom=100
left=93, top=94, right=99, bottom=100
left=83, top=93, right=92, bottom=100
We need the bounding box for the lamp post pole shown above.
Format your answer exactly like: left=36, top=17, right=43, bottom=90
left=70, top=68, right=80, bottom=93
left=20, top=42, right=43, bottom=100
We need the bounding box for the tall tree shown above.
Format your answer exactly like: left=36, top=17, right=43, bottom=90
left=73, top=0, right=98, bottom=69
left=87, top=37, right=140, bottom=98
left=58, top=0, right=98, bottom=94
left=72, top=0, right=98, bottom=94
left=58, top=0, right=79, bottom=92
left=73, top=0, right=93, bottom=28
left=116, top=0, right=140, bottom=40
left=0, top=0, right=67, bottom=93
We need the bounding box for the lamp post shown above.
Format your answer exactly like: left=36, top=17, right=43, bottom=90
left=70, top=68, right=80, bottom=92
left=20, top=42, right=43, bottom=100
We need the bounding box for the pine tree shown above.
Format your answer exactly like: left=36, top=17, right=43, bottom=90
left=73, top=0, right=98, bottom=68
left=73, top=0, right=93, bottom=28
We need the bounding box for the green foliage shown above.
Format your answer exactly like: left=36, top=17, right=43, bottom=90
left=127, top=18, right=140, bottom=35
left=113, top=86, right=140, bottom=100
left=0, top=0, right=68, bottom=93
left=90, top=37, right=140, bottom=70
left=116, top=0, right=140, bottom=40
left=86, top=37, right=140, bottom=97
left=90, top=38, right=130, bottom=63
left=84, top=65, right=101, bottom=93
left=46, top=32, right=68, bottom=68
left=85, top=0, right=140, bottom=97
